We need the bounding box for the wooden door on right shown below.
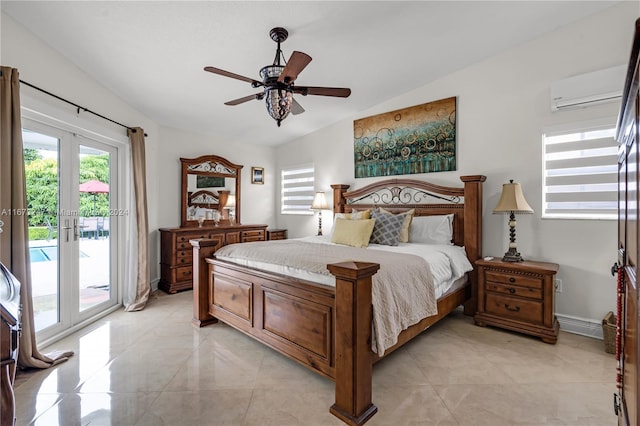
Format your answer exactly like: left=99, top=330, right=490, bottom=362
left=616, top=18, right=640, bottom=426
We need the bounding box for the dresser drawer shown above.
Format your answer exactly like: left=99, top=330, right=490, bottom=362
left=485, top=293, right=543, bottom=324
left=242, top=230, right=265, bottom=242
left=485, top=270, right=542, bottom=289
left=172, top=266, right=193, bottom=282
left=160, top=264, right=193, bottom=283
left=486, top=282, right=542, bottom=300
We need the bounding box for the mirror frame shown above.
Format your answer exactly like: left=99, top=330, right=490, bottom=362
left=181, top=155, right=242, bottom=227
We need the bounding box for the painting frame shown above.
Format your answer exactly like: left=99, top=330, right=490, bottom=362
left=251, top=167, right=264, bottom=185
left=353, top=96, right=457, bottom=178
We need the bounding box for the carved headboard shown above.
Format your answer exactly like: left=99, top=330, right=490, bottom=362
left=188, top=190, right=219, bottom=208
left=331, top=175, right=485, bottom=263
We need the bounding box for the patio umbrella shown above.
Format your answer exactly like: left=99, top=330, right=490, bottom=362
left=79, top=180, right=109, bottom=216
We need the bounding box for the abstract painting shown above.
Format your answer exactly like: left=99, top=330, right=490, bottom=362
left=354, top=97, right=456, bottom=178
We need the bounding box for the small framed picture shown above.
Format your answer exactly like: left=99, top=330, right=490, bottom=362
left=251, top=167, right=264, bottom=185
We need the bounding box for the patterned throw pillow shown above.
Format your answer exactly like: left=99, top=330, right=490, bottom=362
left=378, top=207, right=415, bottom=243
left=369, top=210, right=405, bottom=246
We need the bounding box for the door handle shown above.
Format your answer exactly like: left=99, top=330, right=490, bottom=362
left=73, top=218, right=79, bottom=241
left=61, top=219, right=72, bottom=242
left=611, top=262, right=619, bottom=276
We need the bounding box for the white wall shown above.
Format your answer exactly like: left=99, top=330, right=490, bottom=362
left=275, top=2, right=638, bottom=334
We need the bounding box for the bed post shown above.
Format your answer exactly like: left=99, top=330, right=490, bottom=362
left=331, top=184, right=350, bottom=214
left=460, top=175, right=486, bottom=316
left=327, top=261, right=380, bottom=426
left=190, top=239, right=219, bottom=327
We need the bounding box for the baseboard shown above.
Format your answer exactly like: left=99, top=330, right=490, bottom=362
left=557, top=313, right=603, bottom=339
left=150, top=277, right=159, bottom=292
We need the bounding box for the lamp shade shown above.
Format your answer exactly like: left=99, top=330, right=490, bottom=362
left=224, top=194, right=236, bottom=209
left=493, top=180, right=533, bottom=214
left=310, top=192, right=329, bottom=210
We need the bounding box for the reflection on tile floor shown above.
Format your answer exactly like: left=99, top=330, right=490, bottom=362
left=14, top=291, right=617, bottom=425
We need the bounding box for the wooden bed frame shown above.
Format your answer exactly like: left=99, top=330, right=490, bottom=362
left=191, top=175, right=485, bottom=425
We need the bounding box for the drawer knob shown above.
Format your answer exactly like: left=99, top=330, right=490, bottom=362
left=508, top=287, right=515, bottom=294
left=509, top=277, right=516, bottom=283
left=504, top=304, right=520, bottom=312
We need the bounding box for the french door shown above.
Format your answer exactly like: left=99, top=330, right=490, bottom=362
left=23, top=119, right=119, bottom=341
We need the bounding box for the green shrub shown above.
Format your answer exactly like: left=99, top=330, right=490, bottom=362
left=29, top=226, right=56, bottom=241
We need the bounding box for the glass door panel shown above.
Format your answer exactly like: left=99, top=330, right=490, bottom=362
left=78, top=145, right=111, bottom=312
left=23, top=129, right=61, bottom=332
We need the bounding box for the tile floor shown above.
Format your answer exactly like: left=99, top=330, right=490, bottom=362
left=14, top=290, right=617, bottom=425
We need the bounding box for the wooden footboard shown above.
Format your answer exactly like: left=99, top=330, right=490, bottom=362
left=190, top=175, right=485, bottom=425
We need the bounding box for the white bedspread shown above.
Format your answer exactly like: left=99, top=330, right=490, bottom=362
left=214, top=237, right=472, bottom=355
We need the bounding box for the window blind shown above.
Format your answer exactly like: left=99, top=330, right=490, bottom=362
left=543, top=125, right=618, bottom=219
left=281, top=164, right=315, bottom=215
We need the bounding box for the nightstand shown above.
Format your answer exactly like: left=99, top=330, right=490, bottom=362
left=267, top=229, right=288, bottom=240
left=474, top=258, right=560, bottom=344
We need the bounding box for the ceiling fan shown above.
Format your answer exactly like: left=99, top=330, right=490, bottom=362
left=204, top=27, right=351, bottom=127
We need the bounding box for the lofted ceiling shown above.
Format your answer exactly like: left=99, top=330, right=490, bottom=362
left=1, top=1, right=621, bottom=146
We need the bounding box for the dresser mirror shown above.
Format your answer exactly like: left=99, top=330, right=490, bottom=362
left=181, top=155, right=242, bottom=227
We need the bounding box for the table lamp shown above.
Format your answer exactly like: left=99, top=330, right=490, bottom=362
left=310, top=192, right=329, bottom=236
left=224, top=194, right=236, bottom=225
left=493, top=180, right=533, bottom=262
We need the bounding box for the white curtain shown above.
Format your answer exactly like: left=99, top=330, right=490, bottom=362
left=123, top=127, right=150, bottom=311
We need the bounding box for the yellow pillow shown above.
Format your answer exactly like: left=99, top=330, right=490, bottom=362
left=331, top=218, right=376, bottom=248
left=378, top=207, right=415, bottom=243
left=335, top=209, right=371, bottom=220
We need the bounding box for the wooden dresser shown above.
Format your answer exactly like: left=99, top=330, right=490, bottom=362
left=1, top=263, right=21, bottom=426
left=159, top=224, right=267, bottom=293
left=474, top=258, right=559, bottom=344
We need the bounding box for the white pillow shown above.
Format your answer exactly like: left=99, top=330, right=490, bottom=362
left=410, top=214, right=454, bottom=245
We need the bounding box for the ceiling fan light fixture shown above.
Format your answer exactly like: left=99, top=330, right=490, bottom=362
left=265, top=88, right=292, bottom=127
left=259, top=65, right=285, bottom=82
left=204, top=26, right=351, bottom=127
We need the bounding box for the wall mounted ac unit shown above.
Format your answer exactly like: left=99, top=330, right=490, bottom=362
left=550, top=65, right=626, bottom=111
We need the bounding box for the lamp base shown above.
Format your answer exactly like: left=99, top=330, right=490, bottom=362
left=502, top=248, right=524, bottom=262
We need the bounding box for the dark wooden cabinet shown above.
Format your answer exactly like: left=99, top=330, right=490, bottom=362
left=474, top=258, right=559, bottom=344
left=267, top=229, right=287, bottom=240
left=615, top=18, right=640, bottom=426
left=1, top=263, right=21, bottom=426
left=159, top=224, right=267, bottom=293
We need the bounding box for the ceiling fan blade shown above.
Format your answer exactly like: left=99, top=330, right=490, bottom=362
left=224, top=92, right=263, bottom=106
left=277, top=51, right=312, bottom=83
left=291, top=98, right=305, bottom=115
left=204, top=66, right=263, bottom=87
left=294, top=86, right=351, bottom=97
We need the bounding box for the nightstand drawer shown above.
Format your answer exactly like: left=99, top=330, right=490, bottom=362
left=485, top=270, right=542, bottom=289
left=486, top=282, right=542, bottom=300
left=486, top=293, right=543, bottom=323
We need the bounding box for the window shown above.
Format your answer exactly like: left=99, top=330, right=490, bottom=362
left=542, top=120, right=618, bottom=219
left=281, top=164, right=315, bottom=215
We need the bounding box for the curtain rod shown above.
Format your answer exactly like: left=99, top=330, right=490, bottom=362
left=18, top=79, right=147, bottom=137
